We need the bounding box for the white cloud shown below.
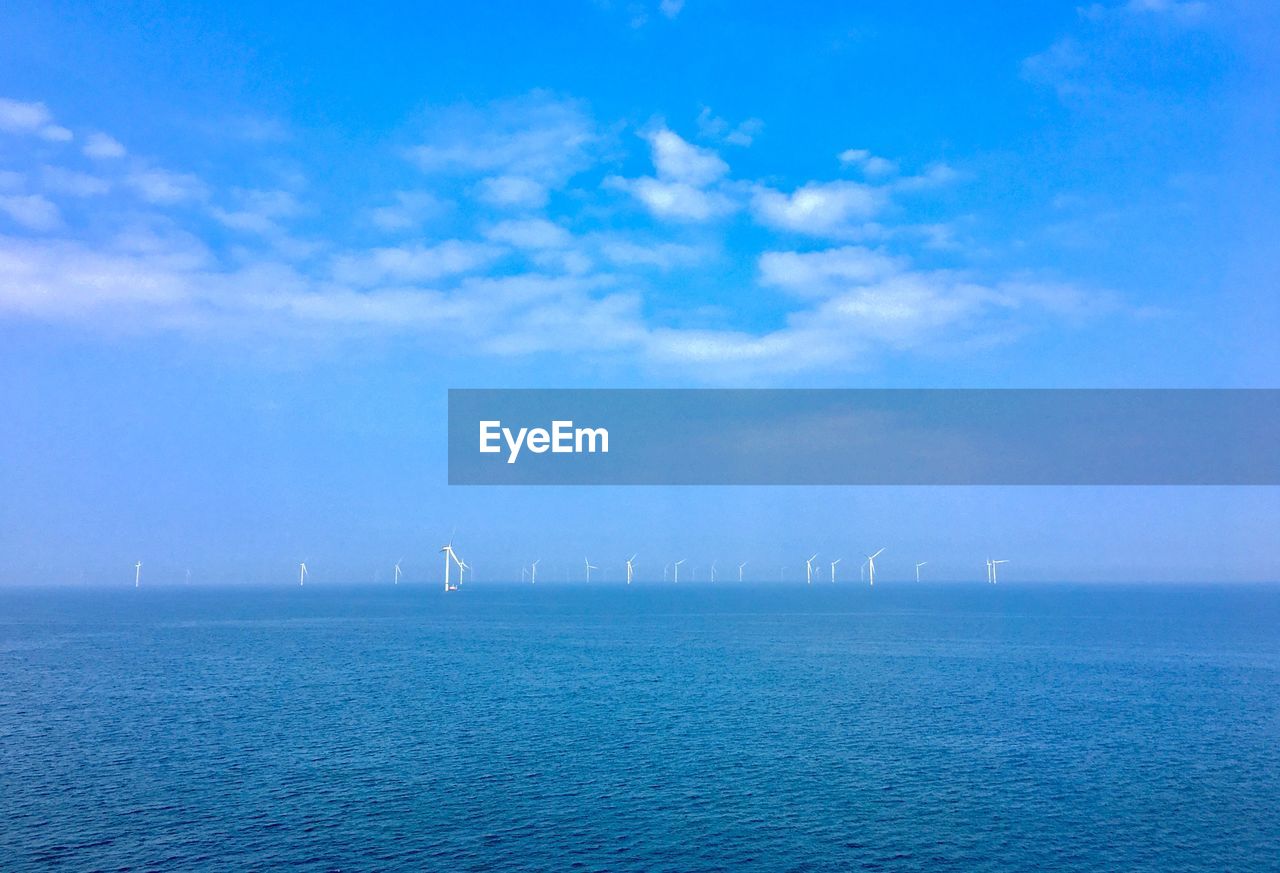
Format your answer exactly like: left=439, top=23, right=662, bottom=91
left=41, top=166, right=111, bottom=197
left=838, top=148, right=898, bottom=176
left=659, top=0, right=685, bottom=19
left=758, top=246, right=904, bottom=297
left=647, top=127, right=728, bottom=185
left=0, top=91, right=1120, bottom=381
left=1122, top=0, right=1208, bottom=21
left=484, top=218, right=572, bottom=250
left=0, top=98, right=73, bottom=142
left=83, top=132, right=127, bottom=159
left=407, top=92, right=598, bottom=187
left=0, top=194, right=62, bottom=231
left=330, top=240, right=504, bottom=286
left=751, top=180, right=885, bottom=237
left=126, top=168, right=208, bottom=204
left=597, top=239, right=713, bottom=270
left=209, top=189, right=301, bottom=236
left=696, top=108, right=763, bottom=146
left=608, top=126, right=737, bottom=221
left=475, top=175, right=547, bottom=209
left=607, top=175, right=735, bottom=221
left=895, top=163, right=959, bottom=191
left=369, top=191, right=448, bottom=232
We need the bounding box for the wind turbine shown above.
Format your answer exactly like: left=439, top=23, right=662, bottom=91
left=440, top=533, right=462, bottom=591
left=805, top=554, right=818, bottom=585
left=298, top=561, right=307, bottom=587
left=738, top=561, right=747, bottom=582
left=185, top=568, right=191, bottom=586
left=394, top=559, right=403, bottom=585
left=830, top=558, right=842, bottom=583
left=625, top=554, right=637, bottom=585
left=986, top=558, right=993, bottom=584
left=134, top=561, right=142, bottom=589
left=584, top=558, right=598, bottom=583
left=860, top=559, right=867, bottom=583
left=864, top=548, right=885, bottom=586
left=531, top=559, right=539, bottom=585
left=990, top=559, right=1008, bottom=584
left=673, top=559, right=685, bottom=584
left=663, top=562, right=671, bottom=582
left=710, top=561, right=718, bottom=583
left=915, top=561, right=927, bottom=582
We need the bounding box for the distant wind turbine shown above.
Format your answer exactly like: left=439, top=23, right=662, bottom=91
left=584, top=558, right=598, bottom=583
left=134, top=561, right=142, bottom=589
left=805, top=554, right=818, bottom=585
left=830, top=558, right=842, bottom=583
left=864, top=548, right=885, bottom=586
left=738, top=561, right=747, bottom=582
left=440, top=532, right=462, bottom=591
left=626, top=554, right=637, bottom=585
left=531, top=559, right=539, bottom=585
left=990, top=559, right=1008, bottom=584
left=663, top=562, right=671, bottom=582
left=298, top=561, right=308, bottom=587
left=673, top=559, right=685, bottom=584
left=915, top=561, right=927, bottom=582
left=710, top=561, right=718, bottom=583
left=860, top=559, right=867, bottom=583
left=394, top=559, right=403, bottom=585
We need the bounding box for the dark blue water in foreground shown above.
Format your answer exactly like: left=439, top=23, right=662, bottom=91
left=2, top=585, right=1278, bottom=871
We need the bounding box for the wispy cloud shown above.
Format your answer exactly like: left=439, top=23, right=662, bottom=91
left=750, top=180, right=885, bottom=237
left=0, top=98, right=72, bottom=142
left=126, top=167, right=209, bottom=204
left=606, top=126, right=738, bottom=221
left=368, top=190, right=449, bottom=232
left=0, top=91, right=1120, bottom=380
left=407, top=92, right=598, bottom=194
left=83, top=132, right=127, bottom=159
left=0, top=194, right=62, bottom=231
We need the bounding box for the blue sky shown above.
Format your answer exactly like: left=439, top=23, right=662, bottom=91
left=1, top=0, right=1277, bottom=584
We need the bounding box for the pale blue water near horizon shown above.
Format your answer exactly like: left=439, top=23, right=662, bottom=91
left=2, top=584, right=1278, bottom=871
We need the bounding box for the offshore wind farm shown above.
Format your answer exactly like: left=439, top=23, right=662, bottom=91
left=116, top=530, right=988, bottom=591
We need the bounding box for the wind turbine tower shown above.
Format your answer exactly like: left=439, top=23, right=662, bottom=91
left=915, top=561, right=927, bottom=582
left=738, top=561, right=747, bottom=582
left=134, top=561, right=142, bottom=589
left=299, top=562, right=308, bottom=587
left=805, top=554, right=818, bottom=585
left=626, top=554, right=637, bottom=585
left=673, top=559, right=685, bottom=584
left=440, top=535, right=463, bottom=591
left=830, top=558, right=842, bottom=583
left=864, top=548, right=885, bottom=586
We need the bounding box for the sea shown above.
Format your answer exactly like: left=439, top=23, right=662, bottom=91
left=1, top=584, right=1277, bottom=872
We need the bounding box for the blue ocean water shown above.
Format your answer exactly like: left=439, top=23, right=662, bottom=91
left=1, top=585, right=1278, bottom=872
